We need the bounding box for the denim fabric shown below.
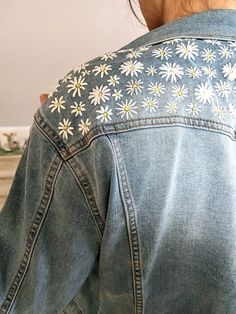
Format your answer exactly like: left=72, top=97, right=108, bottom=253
left=1, top=9, right=236, bottom=314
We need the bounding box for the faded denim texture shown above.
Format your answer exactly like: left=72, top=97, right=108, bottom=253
left=1, top=9, right=236, bottom=314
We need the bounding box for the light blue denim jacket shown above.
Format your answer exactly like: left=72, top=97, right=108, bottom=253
left=1, top=9, right=236, bottom=314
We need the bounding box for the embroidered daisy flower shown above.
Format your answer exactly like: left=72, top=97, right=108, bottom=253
left=78, top=118, right=91, bottom=136
left=107, top=75, right=120, bottom=86
left=175, top=41, right=199, bottom=60
left=218, top=46, right=233, bottom=60
left=222, top=62, right=236, bottom=81
left=49, top=96, right=66, bottom=113
left=214, top=81, right=231, bottom=99
left=145, top=66, right=157, bottom=76
left=152, top=46, right=172, bottom=60
left=61, top=73, right=73, bottom=83
left=159, top=62, right=184, bottom=83
left=211, top=104, right=227, bottom=119
left=204, top=39, right=222, bottom=46
left=73, top=63, right=90, bottom=74
left=119, top=60, right=144, bottom=77
left=194, top=82, right=214, bottom=104
left=126, top=79, right=144, bottom=95
left=141, top=97, right=159, bottom=113
left=58, top=118, right=74, bottom=139
left=172, top=84, right=188, bottom=101
left=186, top=67, right=202, bottom=79
left=201, top=66, right=217, bottom=79
left=116, top=99, right=138, bottom=119
left=164, top=39, right=182, bottom=45
left=88, top=85, right=111, bottom=105
left=148, top=82, right=166, bottom=96
left=228, top=103, right=236, bottom=118
left=96, top=105, right=113, bottom=123
left=81, top=69, right=91, bottom=77
left=92, top=64, right=112, bottom=78
left=201, top=48, right=216, bottom=63
left=139, top=45, right=151, bottom=52
left=126, top=49, right=143, bottom=59
left=101, top=52, right=118, bottom=61
left=185, top=103, right=202, bottom=116
left=165, top=101, right=178, bottom=113
left=70, top=101, right=86, bottom=117
left=67, top=76, right=88, bottom=97
left=112, top=89, right=123, bottom=101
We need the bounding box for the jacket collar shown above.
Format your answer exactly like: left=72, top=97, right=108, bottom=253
left=122, top=9, right=236, bottom=50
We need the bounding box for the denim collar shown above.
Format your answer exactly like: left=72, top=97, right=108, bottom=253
left=122, top=9, right=236, bottom=50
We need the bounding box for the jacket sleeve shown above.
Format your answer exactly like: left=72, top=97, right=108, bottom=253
left=0, top=119, right=101, bottom=313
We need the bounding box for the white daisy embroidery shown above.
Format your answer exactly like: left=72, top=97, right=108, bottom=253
left=172, top=84, right=188, bottom=101
left=159, top=62, right=184, bottom=83
left=139, top=45, right=151, bottom=52
left=204, top=39, right=222, bottom=46
left=141, top=97, right=159, bottom=113
left=81, top=69, right=91, bottom=77
left=116, top=99, right=138, bottom=119
left=126, top=79, right=144, bottom=95
left=175, top=41, right=199, bottom=60
left=92, top=64, right=112, bottom=78
left=70, top=101, right=86, bottom=117
left=126, top=49, right=143, bottom=59
left=186, top=67, right=202, bottom=79
left=214, top=81, right=231, bottom=99
left=201, top=66, right=217, bottom=80
left=164, top=39, right=182, bottom=45
left=119, top=60, right=144, bottom=77
left=96, top=105, right=113, bottom=123
left=148, top=82, right=166, bottom=96
left=112, top=89, right=123, bottom=101
left=152, top=46, right=172, bottom=60
left=78, top=118, right=91, bottom=136
left=201, top=48, right=216, bottom=64
left=67, top=76, right=88, bottom=97
left=49, top=96, right=66, bottom=113
left=88, top=85, right=111, bottom=105
left=165, top=101, right=178, bottom=113
left=145, top=66, right=157, bottom=76
left=101, top=52, right=118, bottom=61
left=228, top=103, right=236, bottom=118
left=58, top=118, right=74, bottom=139
left=73, top=63, right=90, bottom=74
left=107, top=75, right=120, bottom=86
left=218, top=46, right=233, bottom=60
left=194, top=83, right=214, bottom=104
left=61, top=73, right=73, bottom=83
left=211, top=104, right=227, bottom=119
left=185, top=103, right=202, bottom=116
left=222, top=62, right=236, bottom=81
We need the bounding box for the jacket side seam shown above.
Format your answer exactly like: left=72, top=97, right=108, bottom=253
left=65, top=159, right=105, bottom=238
left=0, top=154, right=63, bottom=314
left=107, top=134, right=144, bottom=314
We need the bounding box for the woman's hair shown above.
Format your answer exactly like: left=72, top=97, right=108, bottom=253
left=128, top=0, right=210, bottom=24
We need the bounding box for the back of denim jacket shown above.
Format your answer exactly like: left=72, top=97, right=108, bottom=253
left=1, top=9, right=236, bottom=314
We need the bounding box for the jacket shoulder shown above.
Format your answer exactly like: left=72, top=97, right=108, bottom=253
left=36, top=37, right=236, bottom=151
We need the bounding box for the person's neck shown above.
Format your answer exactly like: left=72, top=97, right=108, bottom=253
left=163, top=0, right=236, bottom=25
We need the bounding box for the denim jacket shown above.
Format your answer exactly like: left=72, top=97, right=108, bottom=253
left=1, top=9, right=236, bottom=314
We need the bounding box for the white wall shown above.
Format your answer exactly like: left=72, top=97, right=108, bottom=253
left=0, top=0, right=146, bottom=126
